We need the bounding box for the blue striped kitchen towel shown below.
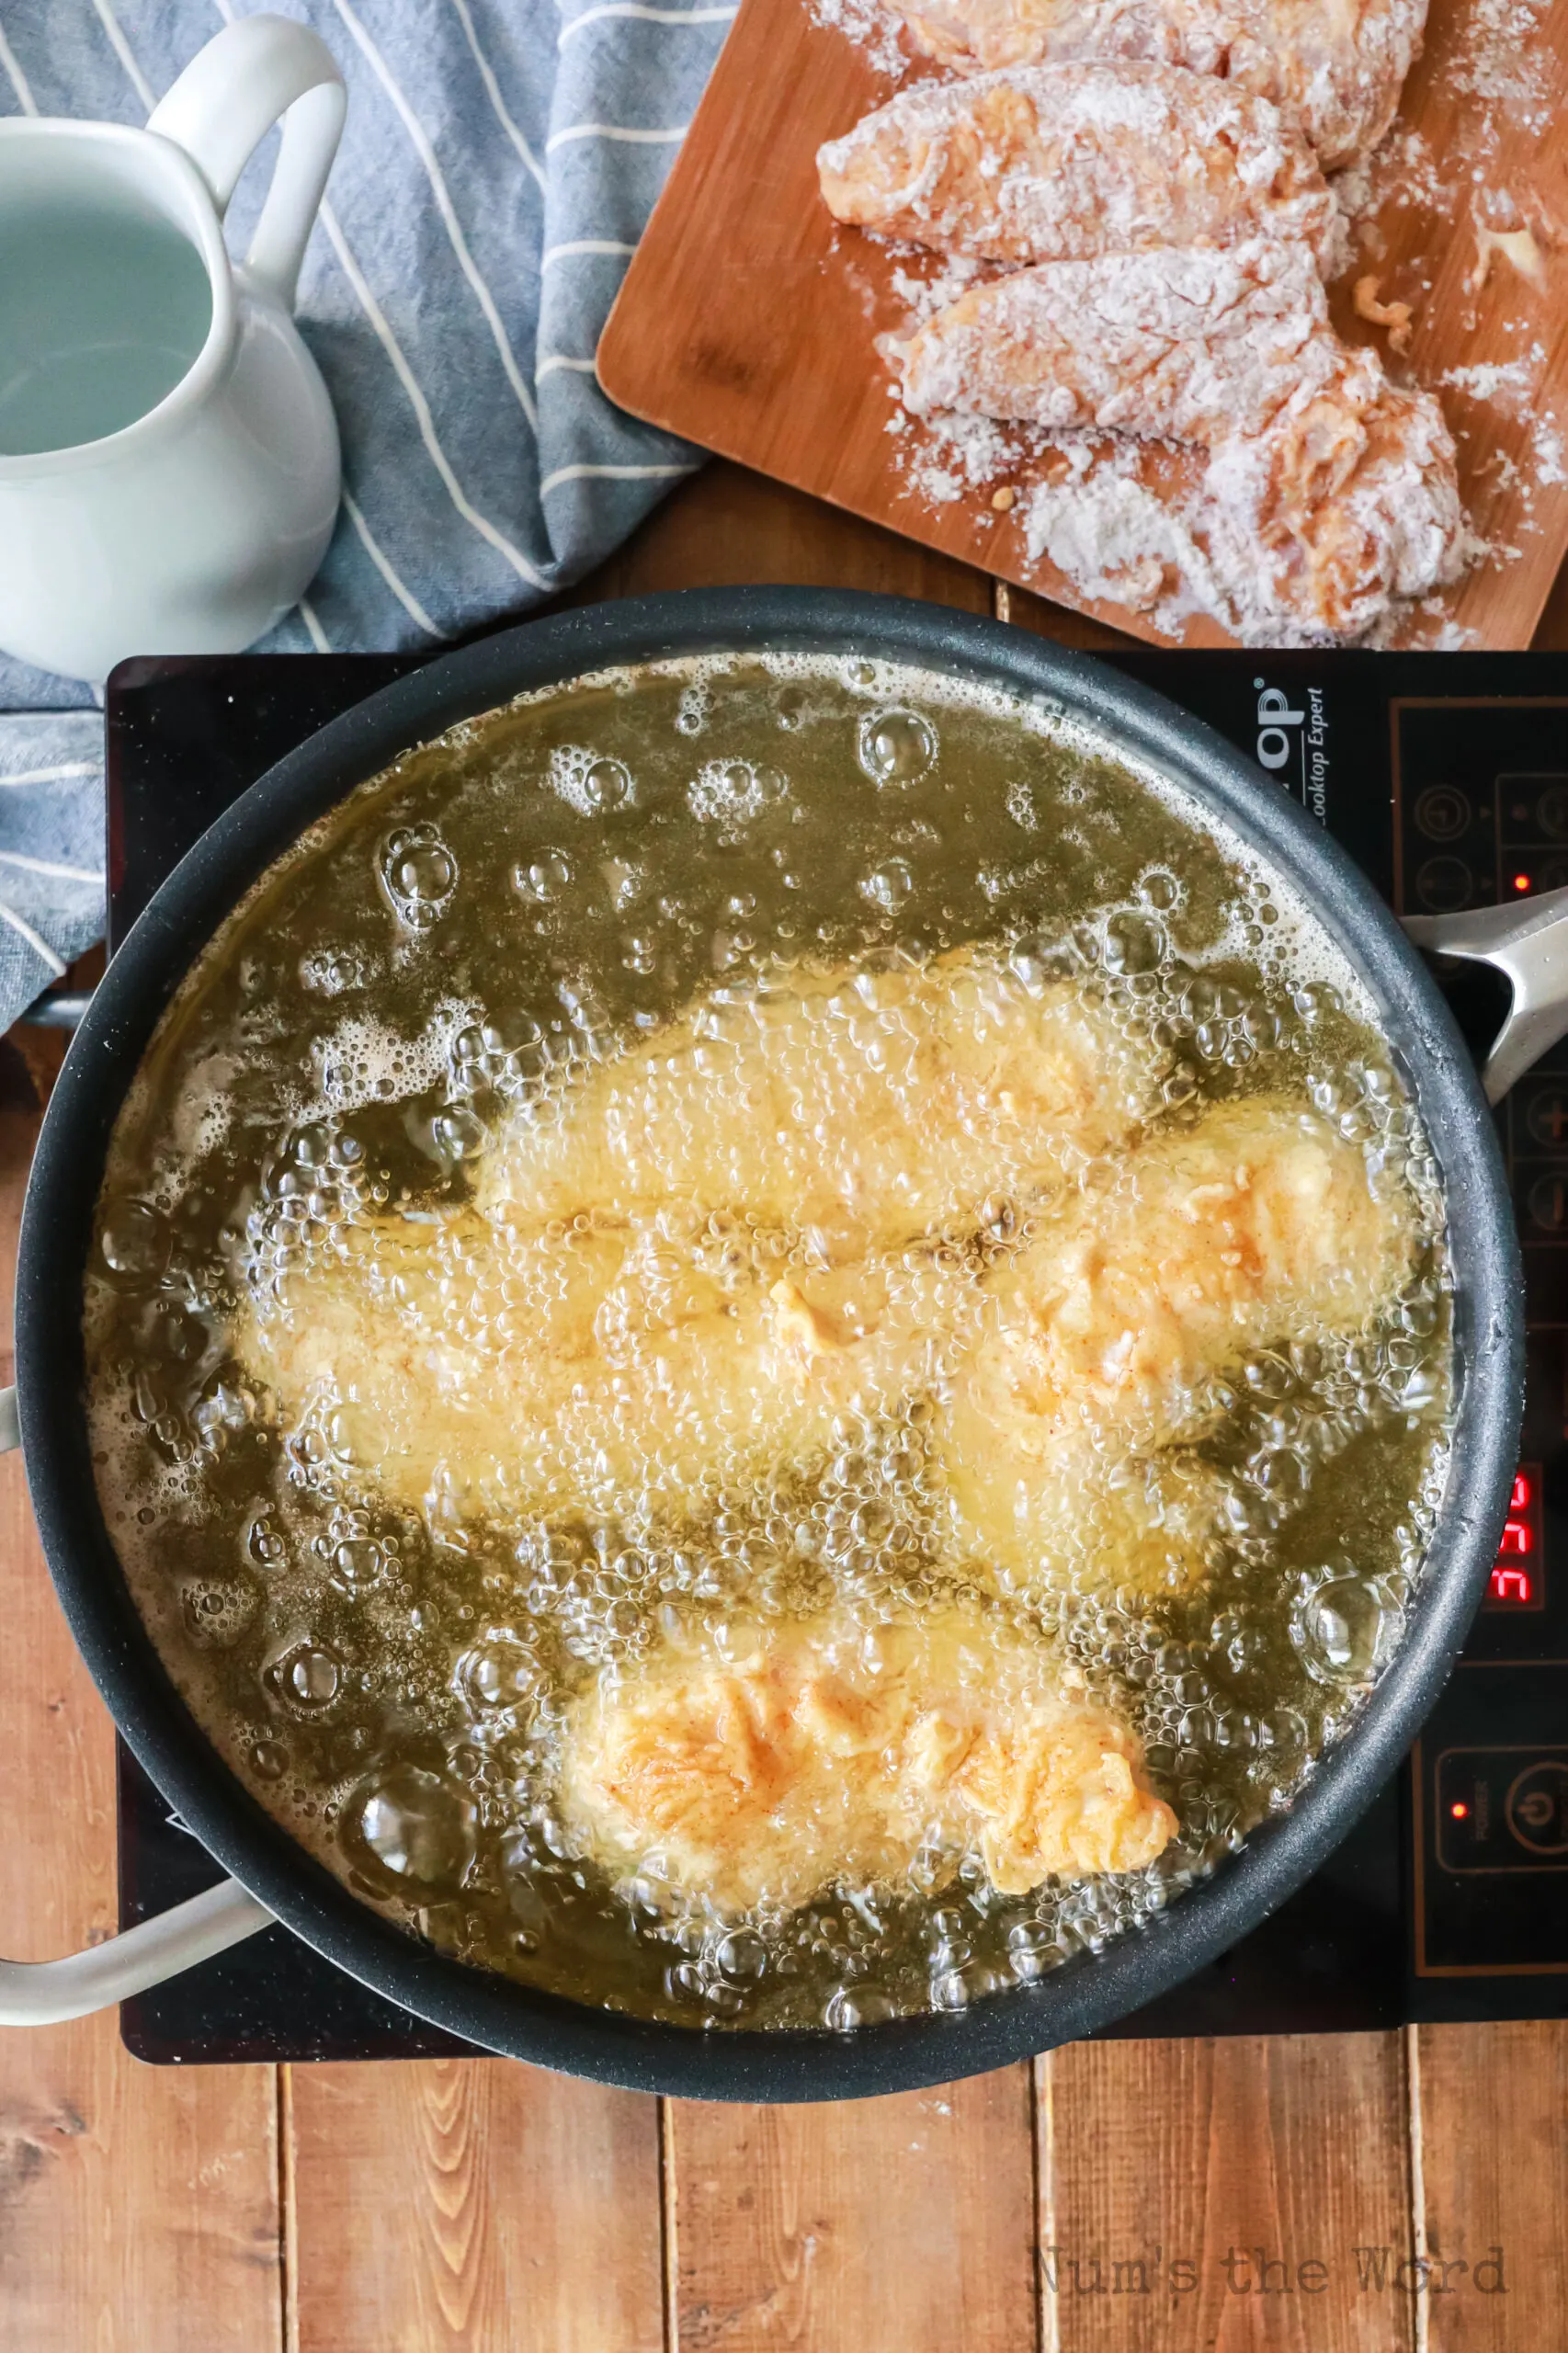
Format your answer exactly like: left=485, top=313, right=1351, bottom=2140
left=0, top=0, right=734, bottom=1025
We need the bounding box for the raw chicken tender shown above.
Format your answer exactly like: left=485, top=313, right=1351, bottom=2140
left=239, top=1207, right=977, bottom=1523
left=892, top=244, right=1465, bottom=641
left=479, top=948, right=1165, bottom=1249
left=894, top=240, right=1335, bottom=439
left=816, top=63, right=1335, bottom=267
left=1210, top=374, right=1464, bottom=642
left=560, top=1608, right=1177, bottom=1906
left=941, top=1095, right=1412, bottom=1580
left=881, top=0, right=1427, bottom=168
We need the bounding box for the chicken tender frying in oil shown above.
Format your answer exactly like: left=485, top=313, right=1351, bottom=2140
left=941, top=1095, right=1412, bottom=1584
left=237, top=952, right=1168, bottom=1522
left=816, top=63, right=1336, bottom=268
left=881, top=0, right=1427, bottom=169
left=240, top=1206, right=975, bottom=1523
left=478, top=949, right=1165, bottom=1249
left=560, top=1609, right=1178, bottom=1909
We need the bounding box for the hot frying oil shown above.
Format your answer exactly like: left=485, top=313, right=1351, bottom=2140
left=85, top=657, right=1453, bottom=2028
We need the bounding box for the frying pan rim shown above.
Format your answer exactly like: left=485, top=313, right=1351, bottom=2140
left=14, top=589, right=1523, bottom=2097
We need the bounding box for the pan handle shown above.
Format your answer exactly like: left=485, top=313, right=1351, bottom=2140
left=1403, top=881, right=1568, bottom=1104
left=0, top=1384, right=273, bottom=2026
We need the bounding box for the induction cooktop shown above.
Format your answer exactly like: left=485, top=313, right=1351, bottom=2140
left=100, top=645, right=1568, bottom=2063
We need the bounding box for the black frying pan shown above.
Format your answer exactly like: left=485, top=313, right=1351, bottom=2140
left=0, top=591, right=1543, bottom=2097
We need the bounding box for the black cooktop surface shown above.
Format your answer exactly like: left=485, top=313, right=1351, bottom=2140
left=104, top=647, right=1568, bottom=2063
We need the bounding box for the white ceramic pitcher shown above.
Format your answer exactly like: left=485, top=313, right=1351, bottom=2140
left=0, top=15, right=346, bottom=683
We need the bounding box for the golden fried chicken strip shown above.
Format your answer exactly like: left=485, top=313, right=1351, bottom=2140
left=882, top=0, right=1426, bottom=168
left=479, top=949, right=1165, bottom=1250
left=239, top=1208, right=976, bottom=1523
left=816, top=63, right=1335, bottom=267
left=560, top=1609, right=1177, bottom=1907
left=894, top=238, right=1333, bottom=436
left=941, top=1094, right=1411, bottom=1583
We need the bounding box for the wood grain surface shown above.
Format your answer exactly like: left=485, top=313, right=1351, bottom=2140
left=597, top=0, right=1568, bottom=653
left=0, top=472, right=1564, bottom=2350
left=667, top=2070, right=1038, bottom=2352
left=288, top=2060, right=663, bottom=2353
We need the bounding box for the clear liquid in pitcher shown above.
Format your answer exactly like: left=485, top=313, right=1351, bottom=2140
left=0, top=192, right=212, bottom=456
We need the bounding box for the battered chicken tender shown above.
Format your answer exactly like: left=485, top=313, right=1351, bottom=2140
left=816, top=63, right=1336, bottom=267
left=239, top=1208, right=976, bottom=1523
left=892, top=244, right=1465, bottom=641
left=1209, top=374, right=1464, bottom=643
left=478, top=949, right=1165, bottom=1249
left=881, top=0, right=1427, bottom=169
left=894, top=240, right=1334, bottom=439
left=941, top=1094, right=1411, bottom=1584
left=559, top=1609, right=1177, bottom=1907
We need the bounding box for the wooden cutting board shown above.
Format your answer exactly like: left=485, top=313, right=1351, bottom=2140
left=597, top=0, right=1568, bottom=650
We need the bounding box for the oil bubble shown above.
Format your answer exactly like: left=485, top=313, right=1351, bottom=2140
left=459, top=1637, right=537, bottom=1713
left=250, top=1739, right=289, bottom=1780
left=349, top=1764, right=475, bottom=1892
left=1102, top=911, right=1165, bottom=975
left=688, top=760, right=788, bottom=824
left=825, top=1984, right=894, bottom=2029
left=1290, top=1574, right=1395, bottom=1685
left=549, top=745, right=634, bottom=813
left=272, top=1642, right=343, bottom=1712
left=379, top=824, right=457, bottom=930
left=860, top=859, right=914, bottom=910
left=514, top=850, right=572, bottom=904
left=99, top=1199, right=170, bottom=1283
left=857, top=708, right=937, bottom=786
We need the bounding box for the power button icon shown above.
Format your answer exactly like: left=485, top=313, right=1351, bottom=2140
left=1505, top=1760, right=1568, bottom=1855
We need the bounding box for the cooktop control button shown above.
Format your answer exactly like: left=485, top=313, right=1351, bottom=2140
left=1506, top=1761, right=1568, bottom=1856
left=1413, top=785, right=1471, bottom=841
left=1415, top=855, right=1475, bottom=912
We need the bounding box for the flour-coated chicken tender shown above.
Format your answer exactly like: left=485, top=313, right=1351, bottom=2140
left=940, top=1094, right=1411, bottom=1584
left=477, top=948, right=1165, bottom=1249
left=881, top=0, right=1427, bottom=168
left=560, top=1608, right=1177, bottom=1907
left=816, top=63, right=1335, bottom=267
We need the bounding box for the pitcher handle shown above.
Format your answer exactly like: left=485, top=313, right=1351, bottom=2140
left=0, top=1385, right=273, bottom=2026
left=1403, top=881, right=1568, bottom=1104
left=147, top=13, right=347, bottom=313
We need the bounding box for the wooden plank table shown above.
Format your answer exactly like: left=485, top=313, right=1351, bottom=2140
left=2, top=467, right=1563, bottom=2351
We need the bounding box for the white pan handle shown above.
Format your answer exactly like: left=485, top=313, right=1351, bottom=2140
left=0, top=1383, right=273, bottom=2026
left=1403, top=881, right=1568, bottom=1104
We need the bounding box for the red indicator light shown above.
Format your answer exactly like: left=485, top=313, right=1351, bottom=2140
left=1515, top=873, right=1532, bottom=892
left=1512, top=1473, right=1532, bottom=1509
left=1490, top=1565, right=1534, bottom=1604
left=1499, top=1518, right=1534, bottom=1556
left=1451, top=1802, right=1470, bottom=1819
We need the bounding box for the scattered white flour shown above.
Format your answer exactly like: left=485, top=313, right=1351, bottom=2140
left=809, top=0, right=906, bottom=75
left=1440, top=358, right=1537, bottom=405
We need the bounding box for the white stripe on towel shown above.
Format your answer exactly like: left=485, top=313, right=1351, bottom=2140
left=0, top=850, right=105, bottom=882
left=0, top=16, right=38, bottom=111
left=0, top=763, right=97, bottom=788
left=0, top=899, right=66, bottom=976
left=317, top=203, right=551, bottom=592
left=545, top=121, right=688, bottom=152
left=560, top=5, right=738, bottom=40
left=330, top=0, right=540, bottom=434
left=536, top=355, right=599, bottom=382
left=447, top=0, right=546, bottom=189
left=90, top=0, right=156, bottom=110
left=345, top=492, right=447, bottom=639
left=541, top=238, right=637, bottom=269
left=540, top=460, right=699, bottom=495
